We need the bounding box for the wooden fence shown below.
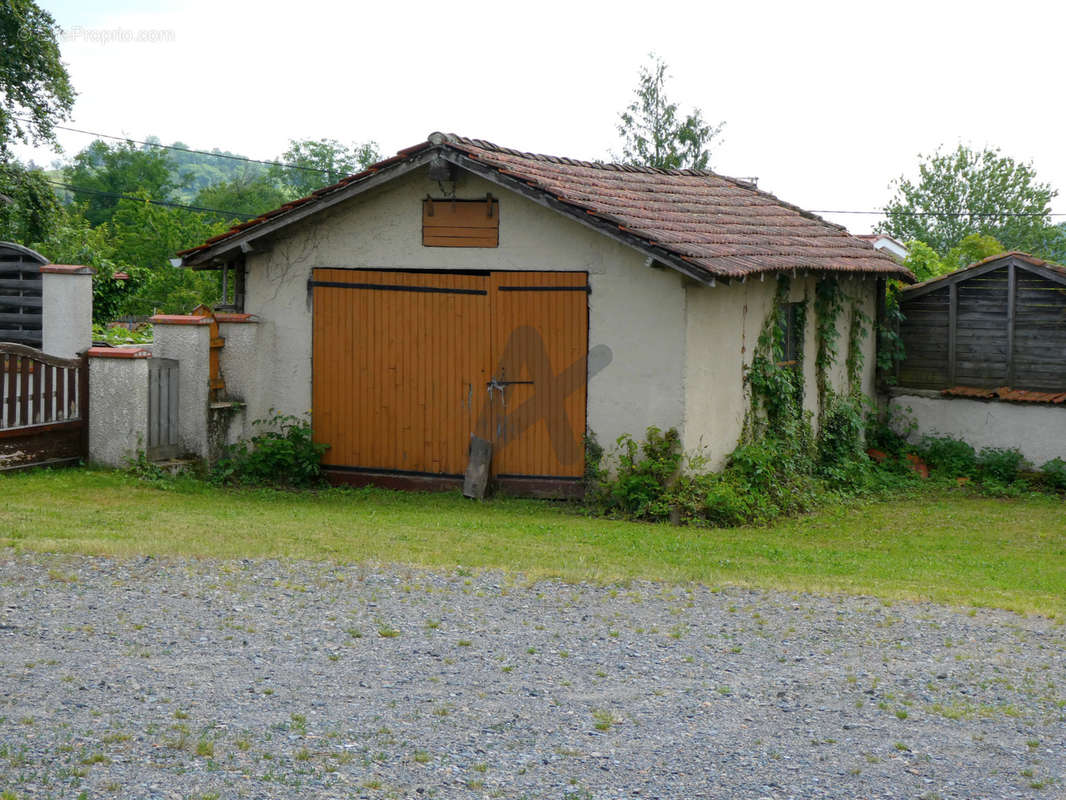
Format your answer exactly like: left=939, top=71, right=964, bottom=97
left=0, top=342, right=88, bottom=471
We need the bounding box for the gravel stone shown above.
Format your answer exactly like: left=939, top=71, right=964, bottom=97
left=0, top=551, right=1063, bottom=798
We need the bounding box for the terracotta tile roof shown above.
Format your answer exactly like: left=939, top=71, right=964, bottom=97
left=942, top=385, right=1066, bottom=404
left=179, top=133, right=913, bottom=283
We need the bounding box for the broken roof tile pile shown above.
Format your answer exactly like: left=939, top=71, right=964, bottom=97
left=181, top=133, right=912, bottom=282
left=942, top=385, right=1066, bottom=404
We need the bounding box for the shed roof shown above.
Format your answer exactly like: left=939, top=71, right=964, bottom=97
left=901, top=251, right=1066, bottom=297
left=179, top=133, right=913, bottom=284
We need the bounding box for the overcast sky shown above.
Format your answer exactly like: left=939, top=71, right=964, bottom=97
left=18, top=0, right=1066, bottom=234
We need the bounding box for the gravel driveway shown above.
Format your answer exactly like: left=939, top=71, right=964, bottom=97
left=1, top=551, right=1063, bottom=799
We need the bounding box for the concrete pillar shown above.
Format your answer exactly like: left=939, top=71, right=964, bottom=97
left=216, top=313, right=258, bottom=441
left=41, top=264, right=95, bottom=358
left=87, top=346, right=152, bottom=466
left=151, top=315, right=212, bottom=459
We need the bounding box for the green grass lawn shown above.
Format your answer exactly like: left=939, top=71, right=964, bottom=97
left=1, top=468, right=1064, bottom=616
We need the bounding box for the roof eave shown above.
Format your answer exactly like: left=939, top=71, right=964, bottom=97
left=179, top=146, right=437, bottom=267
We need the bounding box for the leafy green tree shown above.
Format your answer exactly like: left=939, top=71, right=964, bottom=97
left=943, top=233, right=1006, bottom=272
left=31, top=203, right=141, bottom=323
left=194, top=169, right=288, bottom=218
left=268, top=137, right=380, bottom=198
left=880, top=144, right=1062, bottom=258
left=63, top=140, right=180, bottom=226
left=616, top=54, right=723, bottom=171
left=902, top=233, right=1006, bottom=283
left=108, top=194, right=226, bottom=314
left=0, top=159, right=59, bottom=243
left=156, top=137, right=282, bottom=202
left=0, top=0, right=75, bottom=155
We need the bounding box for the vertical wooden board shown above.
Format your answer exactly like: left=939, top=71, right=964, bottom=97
left=55, top=367, right=65, bottom=421
left=31, top=360, right=41, bottom=424
left=489, top=271, right=588, bottom=478
left=43, top=363, right=53, bottom=424
left=312, top=268, right=490, bottom=475
left=67, top=363, right=77, bottom=419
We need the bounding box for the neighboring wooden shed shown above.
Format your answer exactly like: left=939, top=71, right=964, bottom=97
left=0, top=242, right=48, bottom=347
left=897, top=252, right=1066, bottom=392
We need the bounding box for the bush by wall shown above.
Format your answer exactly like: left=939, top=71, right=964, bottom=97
left=210, top=411, right=328, bottom=489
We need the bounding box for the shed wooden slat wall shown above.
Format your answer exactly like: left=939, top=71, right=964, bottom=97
left=1013, top=271, right=1066, bottom=390
left=0, top=245, right=46, bottom=348
left=898, top=258, right=1066, bottom=392
left=898, top=286, right=950, bottom=388
left=955, top=266, right=1009, bottom=385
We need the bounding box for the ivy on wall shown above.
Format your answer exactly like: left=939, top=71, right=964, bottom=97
left=742, top=275, right=806, bottom=440
left=743, top=273, right=872, bottom=487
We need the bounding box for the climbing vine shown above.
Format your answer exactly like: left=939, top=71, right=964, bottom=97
left=876, top=282, right=906, bottom=381
left=813, top=279, right=873, bottom=484
left=846, top=300, right=870, bottom=395
left=813, top=277, right=844, bottom=420
left=589, top=274, right=890, bottom=528
left=743, top=275, right=806, bottom=440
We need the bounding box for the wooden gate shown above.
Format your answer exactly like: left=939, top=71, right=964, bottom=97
left=311, top=269, right=589, bottom=493
left=0, top=343, right=88, bottom=471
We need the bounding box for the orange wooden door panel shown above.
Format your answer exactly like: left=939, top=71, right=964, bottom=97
left=486, top=271, right=589, bottom=478
left=312, top=269, right=490, bottom=475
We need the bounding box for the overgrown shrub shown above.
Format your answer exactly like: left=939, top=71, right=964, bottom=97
left=976, top=447, right=1028, bottom=484
left=210, top=411, right=328, bottom=488
left=1041, top=458, right=1066, bottom=491
left=587, top=426, right=828, bottom=527
left=919, top=435, right=977, bottom=478
left=864, top=404, right=915, bottom=457
left=600, top=427, right=682, bottom=518
left=816, top=396, right=868, bottom=488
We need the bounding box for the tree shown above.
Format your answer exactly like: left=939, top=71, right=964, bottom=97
left=901, top=233, right=1006, bottom=283
left=880, top=144, right=1062, bottom=258
left=108, top=194, right=228, bottom=314
left=616, top=55, right=723, bottom=171
left=0, top=0, right=75, bottom=155
left=31, top=203, right=139, bottom=323
left=194, top=169, right=289, bottom=218
left=63, top=140, right=181, bottom=226
left=0, top=159, right=59, bottom=242
left=269, top=138, right=381, bottom=199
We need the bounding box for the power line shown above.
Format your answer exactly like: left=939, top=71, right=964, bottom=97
left=45, top=122, right=332, bottom=175
left=813, top=209, right=1066, bottom=218
left=47, top=180, right=258, bottom=220
left=32, top=120, right=1066, bottom=219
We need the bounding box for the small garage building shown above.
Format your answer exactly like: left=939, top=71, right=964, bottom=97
left=177, top=133, right=910, bottom=493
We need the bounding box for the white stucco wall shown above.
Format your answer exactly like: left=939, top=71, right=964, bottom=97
left=152, top=323, right=210, bottom=458
left=217, top=321, right=262, bottom=439
left=889, top=393, right=1066, bottom=468
left=42, top=270, right=93, bottom=359
left=241, top=165, right=688, bottom=455
left=88, top=354, right=149, bottom=467
left=683, top=273, right=880, bottom=469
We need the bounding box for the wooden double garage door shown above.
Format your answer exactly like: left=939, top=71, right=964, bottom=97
left=311, top=268, right=589, bottom=489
